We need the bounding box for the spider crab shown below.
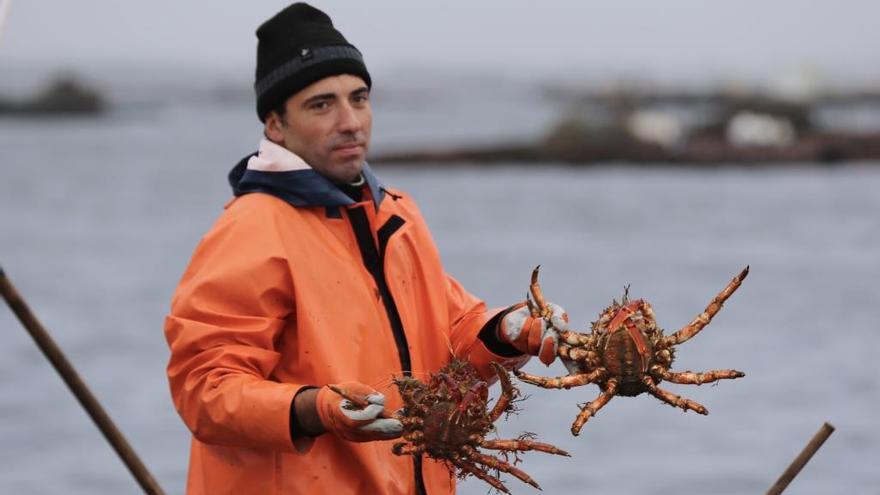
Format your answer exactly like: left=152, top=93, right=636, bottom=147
left=392, top=360, right=569, bottom=493
left=516, top=266, right=748, bottom=436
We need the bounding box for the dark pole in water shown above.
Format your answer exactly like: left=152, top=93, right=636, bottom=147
left=765, top=422, right=835, bottom=495
left=0, top=266, right=165, bottom=495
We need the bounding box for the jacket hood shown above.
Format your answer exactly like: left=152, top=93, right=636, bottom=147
left=228, top=153, right=385, bottom=210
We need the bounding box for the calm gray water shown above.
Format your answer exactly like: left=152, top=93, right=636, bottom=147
left=1, top=92, right=878, bottom=494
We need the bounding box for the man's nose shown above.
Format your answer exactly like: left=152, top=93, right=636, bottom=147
left=336, top=101, right=362, bottom=133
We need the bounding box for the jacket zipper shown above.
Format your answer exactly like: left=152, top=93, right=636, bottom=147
left=347, top=206, right=427, bottom=495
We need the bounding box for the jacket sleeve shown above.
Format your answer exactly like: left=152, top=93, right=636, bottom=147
left=164, top=200, right=303, bottom=453
left=445, top=274, right=529, bottom=381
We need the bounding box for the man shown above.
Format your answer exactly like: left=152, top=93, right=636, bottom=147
left=164, top=4, right=568, bottom=494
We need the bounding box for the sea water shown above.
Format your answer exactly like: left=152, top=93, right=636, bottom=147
left=1, top=85, right=878, bottom=494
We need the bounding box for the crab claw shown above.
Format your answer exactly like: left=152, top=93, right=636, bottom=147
left=529, top=266, right=549, bottom=316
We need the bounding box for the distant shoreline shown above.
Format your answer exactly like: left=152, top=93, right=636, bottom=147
left=372, top=131, right=880, bottom=167
left=0, top=76, right=105, bottom=116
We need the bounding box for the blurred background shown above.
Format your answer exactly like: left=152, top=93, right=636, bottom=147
left=1, top=1, right=878, bottom=494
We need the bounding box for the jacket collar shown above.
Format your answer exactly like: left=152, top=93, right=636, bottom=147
left=228, top=139, right=384, bottom=210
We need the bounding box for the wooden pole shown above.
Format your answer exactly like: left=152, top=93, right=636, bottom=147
left=0, top=266, right=165, bottom=495
left=765, top=422, right=835, bottom=495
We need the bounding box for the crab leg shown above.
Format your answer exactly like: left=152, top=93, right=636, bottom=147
left=642, top=375, right=708, bottom=414
left=665, top=266, right=749, bottom=347
left=452, top=381, right=488, bottom=422
left=438, top=373, right=463, bottom=401
left=529, top=266, right=587, bottom=363
left=515, top=368, right=605, bottom=389
left=527, top=265, right=553, bottom=319
left=657, top=368, right=745, bottom=385
left=400, top=416, right=423, bottom=428
left=453, top=457, right=510, bottom=494
left=464, top=448, right=541, bottom=489
left=558, top=330, right=591, bottom=346
left=571, top=378, right=618, bottom=436
left=328, top=384, right=393, bottom=419
left=488, top=362, right=518, bottom=422
left=402, top=430, right=424, bottom=443
left=481, top=438, right=570, bottom=456
left=392, top=442, right=425, bottom=456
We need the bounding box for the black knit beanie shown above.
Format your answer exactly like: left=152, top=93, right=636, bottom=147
left=254, top=3, right=371, bottom=122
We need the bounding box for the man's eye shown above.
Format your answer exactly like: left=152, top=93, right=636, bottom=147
left=310, top=101, right=330, bottom=110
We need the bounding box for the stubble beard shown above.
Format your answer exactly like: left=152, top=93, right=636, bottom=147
left=321, top=132, right=369, bottom=183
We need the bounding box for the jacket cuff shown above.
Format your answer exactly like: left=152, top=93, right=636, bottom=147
left=465, top=307, right=530, bottom=382
left=214, top=379, right=307, bottom=454
left=477, top=305, right=524, bottom=357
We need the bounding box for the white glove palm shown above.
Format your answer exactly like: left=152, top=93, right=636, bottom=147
left=316, top=382, right=403, bottom=442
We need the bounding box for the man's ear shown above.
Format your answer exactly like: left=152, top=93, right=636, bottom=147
left=264, top=111, right=286, bottom=144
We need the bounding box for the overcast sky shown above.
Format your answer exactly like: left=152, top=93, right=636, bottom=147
left=1, top=0, right=878, bottom=87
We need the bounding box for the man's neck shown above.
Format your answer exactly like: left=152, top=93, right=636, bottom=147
left=337, top=173, right=365, bottom=202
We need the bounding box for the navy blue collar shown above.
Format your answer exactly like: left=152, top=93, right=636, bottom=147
left=228, top=154, right=385, bottom=210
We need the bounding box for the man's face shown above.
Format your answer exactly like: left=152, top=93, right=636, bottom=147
left=265, top=74, right=372, bottom=184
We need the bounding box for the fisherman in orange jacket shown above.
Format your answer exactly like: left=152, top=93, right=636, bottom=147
left=164, top=3, right=568, bottom=494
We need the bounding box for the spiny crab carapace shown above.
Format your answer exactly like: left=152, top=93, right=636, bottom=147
left=515, top=266, right=748, bottom=436
left=392, top=360, right=569, bottom=493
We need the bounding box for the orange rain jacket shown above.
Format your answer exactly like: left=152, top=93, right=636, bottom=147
left=165, top=153, right=527, bottom=495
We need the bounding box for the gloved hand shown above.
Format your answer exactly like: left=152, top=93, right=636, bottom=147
left=499, top=301, right=568, bottom=366
left=315, top=381, right=402, bottom=442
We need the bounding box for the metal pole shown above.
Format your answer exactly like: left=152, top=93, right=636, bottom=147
left=765, top=422, right=835, bottom=495
left=0, top=266, right=165, bottom=495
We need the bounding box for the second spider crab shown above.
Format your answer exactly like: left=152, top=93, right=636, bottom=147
left=393, top=360, right=569, bottom=493
left=517, top=266, right=748, bottom=436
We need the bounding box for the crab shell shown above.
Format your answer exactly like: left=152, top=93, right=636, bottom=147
left=592, top=299, right=673, bottom=396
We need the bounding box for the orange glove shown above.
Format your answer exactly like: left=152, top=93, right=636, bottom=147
left=499, top=302, right=568, bottom=366
left=315, top=382, right=402, bottom=442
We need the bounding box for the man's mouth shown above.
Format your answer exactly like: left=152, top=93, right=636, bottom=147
left=332, top=142, right=365, bottom=155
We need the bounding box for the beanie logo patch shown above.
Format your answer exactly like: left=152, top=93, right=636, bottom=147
left=300, top=48, right=314, bottom=61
